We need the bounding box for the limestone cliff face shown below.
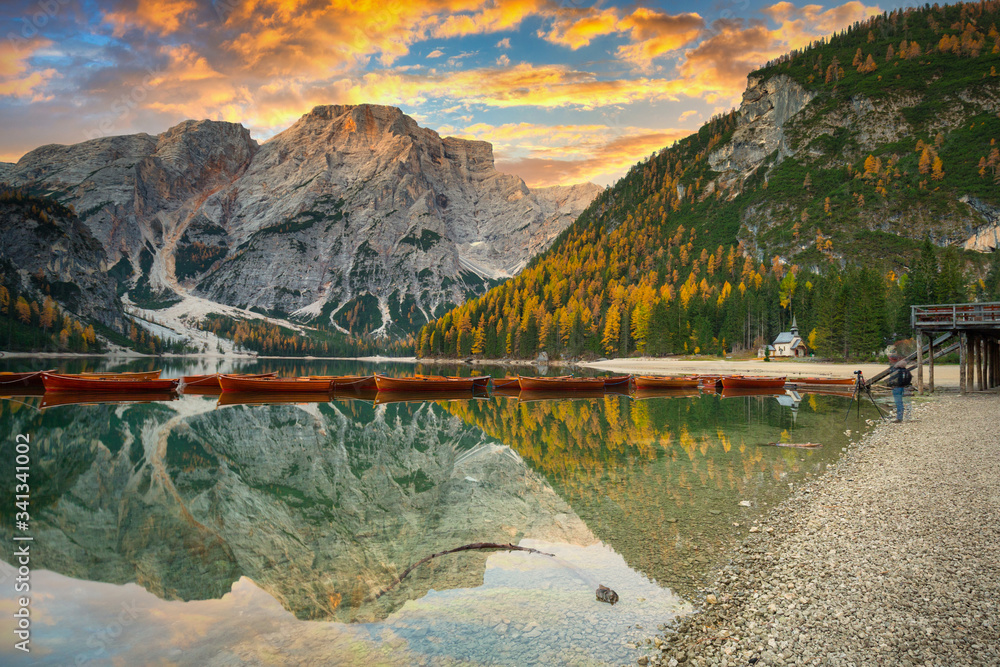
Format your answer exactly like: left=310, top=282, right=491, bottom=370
left=1, top=106, right=600, bottom=336
left=0, top=196, right=124, bottom=331
left=0, top=399, right=593, bottom=622
left=708, top=74, right=817, bottom=190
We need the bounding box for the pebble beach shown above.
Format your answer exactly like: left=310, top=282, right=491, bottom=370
left=644, top=393, right=1000, bottom=667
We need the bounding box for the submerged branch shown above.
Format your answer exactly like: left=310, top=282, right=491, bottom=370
left=372, top=542, right=555, bottom=600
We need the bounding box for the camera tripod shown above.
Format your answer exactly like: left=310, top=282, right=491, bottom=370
left=844, top=370, right=885, bottom=422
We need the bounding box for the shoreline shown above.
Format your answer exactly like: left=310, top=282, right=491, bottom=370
left=641, top=393, right=1000, bottom=667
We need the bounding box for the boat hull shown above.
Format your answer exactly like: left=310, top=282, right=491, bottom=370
left=492, top=377, right=520, bottom=389
left=183, top=372, right=277, bottom=388
left=41, top=373, right=179, bottom=392
left=306, top=375, right=378, bottom=391
left=720, top=376, right=787, bottom=389
left=634, top=375, right=699, bottom=389
left=602, top=375, right=633, bottom=388
left=76, top=370, right=162, bottom=380
left=219, top=376, right=334, bottom=392
left=517, top=376, right=606, bottom=391
left=0, top=370, right=52, bottom=388
left=374, top=375, right=487, bottom=392
left=787, top=377, right=855, bottom=386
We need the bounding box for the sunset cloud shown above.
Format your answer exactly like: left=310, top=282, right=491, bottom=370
left=615, top=9, right=705, bottom=66
left=0, top=40, right=56, bottom=102
left=539, top=7, right=621, bottom=50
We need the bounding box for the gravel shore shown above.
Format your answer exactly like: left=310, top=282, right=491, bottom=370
left=643, top=393, right=1000, bottom=667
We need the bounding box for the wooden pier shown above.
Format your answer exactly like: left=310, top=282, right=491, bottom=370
left=911, top=302, right=1000, bottom=394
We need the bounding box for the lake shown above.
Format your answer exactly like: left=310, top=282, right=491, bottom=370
left=0, top=359, right=879, bottom=665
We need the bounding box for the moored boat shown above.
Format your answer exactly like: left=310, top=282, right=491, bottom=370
left=306, top=375, right=378, bottom=391
left=517, top=376, right=606, bottom=391
left=634, top=375, right=700, bottom=389
left=182, top=372, right=277, bottom=388
left=492, top=377, right=520, bottom=389
left=374, top=375, right=487, bottom=392
left=786, top=376, right=855, bottom=386
left=76, top=370, right=162, bottom=380
left=41, top=373, right=179, bottom=392
left=602, top=375, right=633, bottom=389
left=0, top=370, right=53, bottom=388
left=720, top=375, right=786, bottom=389
left=218, top=375, right=334, bottom=392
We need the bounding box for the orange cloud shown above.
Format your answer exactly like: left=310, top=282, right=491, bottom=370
left=0, top=40, right=56, bottom=102
left=449, top=121, right=690, bottom=187
left=432, top=0, right=547, bottom=39
left=615, top=9, right=704, bottom=66
left=104, top=0, right=198, bottom=36
left=496, top=130, right=690, bottom=187
left=539, top=7, right=620, bottom=50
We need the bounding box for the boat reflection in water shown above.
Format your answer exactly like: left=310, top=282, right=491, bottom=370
left=0, top=365, right=877, bottom=666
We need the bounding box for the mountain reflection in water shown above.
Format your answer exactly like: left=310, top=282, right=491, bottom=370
left=0, top=368, right=875, bottom=665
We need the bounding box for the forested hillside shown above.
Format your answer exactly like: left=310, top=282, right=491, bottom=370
left=420, top=1, right=1000, bottom=361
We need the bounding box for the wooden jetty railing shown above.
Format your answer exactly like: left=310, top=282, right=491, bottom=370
left=910, top=302, right=1000, bottom=394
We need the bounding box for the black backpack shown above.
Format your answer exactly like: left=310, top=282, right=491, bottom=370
left=892, top=366, right=912, bottom=387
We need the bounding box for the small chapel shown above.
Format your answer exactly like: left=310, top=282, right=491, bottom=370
left=760, top=317, right=808, bottom=358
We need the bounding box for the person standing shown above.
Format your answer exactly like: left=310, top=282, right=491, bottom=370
left=884, top=354, right=912, bottom=422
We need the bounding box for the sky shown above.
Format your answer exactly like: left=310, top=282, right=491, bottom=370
left=0, top=0, right=922, bottom=187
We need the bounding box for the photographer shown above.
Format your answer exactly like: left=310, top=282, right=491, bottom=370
left=884, top=354, right=913, bottom=422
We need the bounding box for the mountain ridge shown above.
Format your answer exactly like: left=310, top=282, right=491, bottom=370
left=1, top=105, right=601, bottom=344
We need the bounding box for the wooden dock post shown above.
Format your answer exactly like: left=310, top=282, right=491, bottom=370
left=927, top=332, right=935, bottom=393
left=916, top=332, right=924, bottom=394
left=960, top=333, right=967, bottom=395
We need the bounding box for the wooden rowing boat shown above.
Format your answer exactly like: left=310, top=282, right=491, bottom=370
left=182, top=372, right=277, bottom=388
left=786, top=376, right=855, bottom=386
left=218, top=375, right=334, bottom=392
left=602, top=375, right=633, bottom=388
left=40, top=390, right=178, bottom=409
left=374, top=375, right=488, bottom=392
left=492, top=377, right=520, bottom=389
left=76, top=370, right=162, bottom=380
left=306, top=375, right=378, bottom=391
left=41, top=373, right=179, bottom=392
left=634, top=375, right=700, bottom=389
left=0, top=370, right=53, bottom=388
left=517, top=376, right=606, bottom=391
left=720, top=375, right=786, bottom=389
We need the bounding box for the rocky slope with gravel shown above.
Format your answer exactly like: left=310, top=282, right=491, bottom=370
left=642, top=393, right=1000, bottom=667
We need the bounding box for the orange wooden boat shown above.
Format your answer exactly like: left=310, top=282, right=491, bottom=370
left=374, top=374, right=488, bottom=392
left=41, top=373, right=179, bottom=392
left=634, top=375, right=700, bottom=389
left=0, top=370, right=53, bottom=388
left=786, top=376, right=855, bottom=386
left=76, top=370, right=162, bottom=380
left=306, top=375, right=378, bottom=391
left=182, top=372, right=277, bottom=388
left=720, top=376, right=786, bottom=389
left=602, top=375, right=633, bottom=388
left=40, top=390, right=178, bottom=409
left=216, top=391, right=332, bottom=406
left=218, top=375, right=334, bottom=392
left=493, top=377, right=520, bottom=389
left=517, top=376, right=606, bottom=391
